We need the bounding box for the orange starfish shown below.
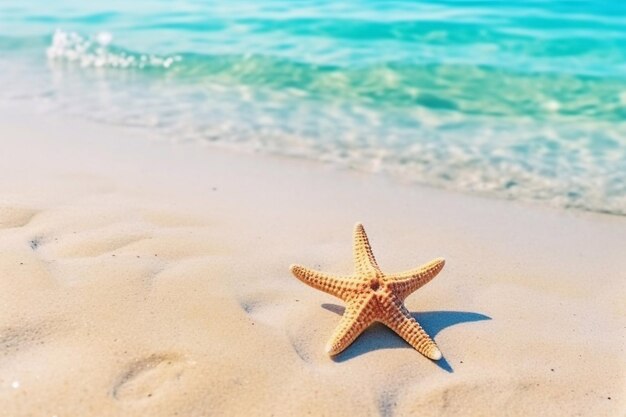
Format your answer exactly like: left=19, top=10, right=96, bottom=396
left=290, top=223, right=445, bottom=360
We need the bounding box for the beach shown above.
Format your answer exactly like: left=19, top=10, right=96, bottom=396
left=0, top=105, right=624, bottom=416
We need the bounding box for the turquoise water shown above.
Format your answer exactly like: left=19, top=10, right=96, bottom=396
left=1, top=1, right=625, bottom=214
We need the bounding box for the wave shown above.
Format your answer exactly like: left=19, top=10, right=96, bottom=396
left=41, top=30, right=626, bottom=122
left=45, top=30, right=182, bottom=69
left=0, top=26, right=624, bottom=216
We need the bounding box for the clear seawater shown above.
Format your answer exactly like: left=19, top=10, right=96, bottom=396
left=1, top=0, right=625, bottom=214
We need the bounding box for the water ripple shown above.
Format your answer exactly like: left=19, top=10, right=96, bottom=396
left=0, top=0, right=624, bottom=215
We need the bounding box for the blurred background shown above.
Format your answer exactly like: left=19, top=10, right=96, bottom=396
left=0, top=0, right=624, bottom=214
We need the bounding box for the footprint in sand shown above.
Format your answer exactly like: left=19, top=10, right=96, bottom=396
left=239, top=294, right=334, bottom=365
left=237, top=292, right=294, bottom=329
left=238, top=294, right=319, bottom=363
left=0, top=321, right=63, bottom=357
left=50, top=232, right=151, bottom=259
left=112, top=353, right=187, bottom=402
left=0, top=206, right=39, bottom=229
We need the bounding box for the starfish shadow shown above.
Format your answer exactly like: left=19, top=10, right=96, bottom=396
left=321, top=303, right=491, bottom=372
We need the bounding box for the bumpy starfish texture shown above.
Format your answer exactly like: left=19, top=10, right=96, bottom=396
left=290, top=223, right=445, bottom=360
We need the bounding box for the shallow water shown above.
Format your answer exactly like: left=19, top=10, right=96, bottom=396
left=1, top=0, right=625, bottom=214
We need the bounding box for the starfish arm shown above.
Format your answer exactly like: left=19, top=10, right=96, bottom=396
left=325, top=294, right=376, bottom=355
left=290, top=264, right=355, bottom=300
left=387, top=258, right=445, bottom=300
left=353, top=223, right=381, bottom=275
left=381, top=298, right=442, bottom=360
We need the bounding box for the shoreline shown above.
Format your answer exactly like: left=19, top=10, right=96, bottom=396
left=3, top=102, right=624, bottom=220
left=0, top=106, right=624, bottom=416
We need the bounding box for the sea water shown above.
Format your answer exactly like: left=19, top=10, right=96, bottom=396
left=0, top=0, right=625, bottom=214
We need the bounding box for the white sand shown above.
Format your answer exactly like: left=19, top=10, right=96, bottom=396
left=0, top=106, right=624, bottom=416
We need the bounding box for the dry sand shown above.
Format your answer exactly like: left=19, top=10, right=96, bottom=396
left=0, top=106, right=624, bottom=416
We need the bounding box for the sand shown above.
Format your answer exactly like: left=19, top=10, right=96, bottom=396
left=0, top=105, right=624, bottom=416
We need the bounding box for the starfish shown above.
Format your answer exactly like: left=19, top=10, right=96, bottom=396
left=290, top=223, right=445, bottom=360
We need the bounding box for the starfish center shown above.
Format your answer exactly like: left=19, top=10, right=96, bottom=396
left=369, top=278, right=381, bottom=291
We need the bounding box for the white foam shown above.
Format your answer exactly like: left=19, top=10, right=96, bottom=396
left=46, top=29, right=180, bottom=70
